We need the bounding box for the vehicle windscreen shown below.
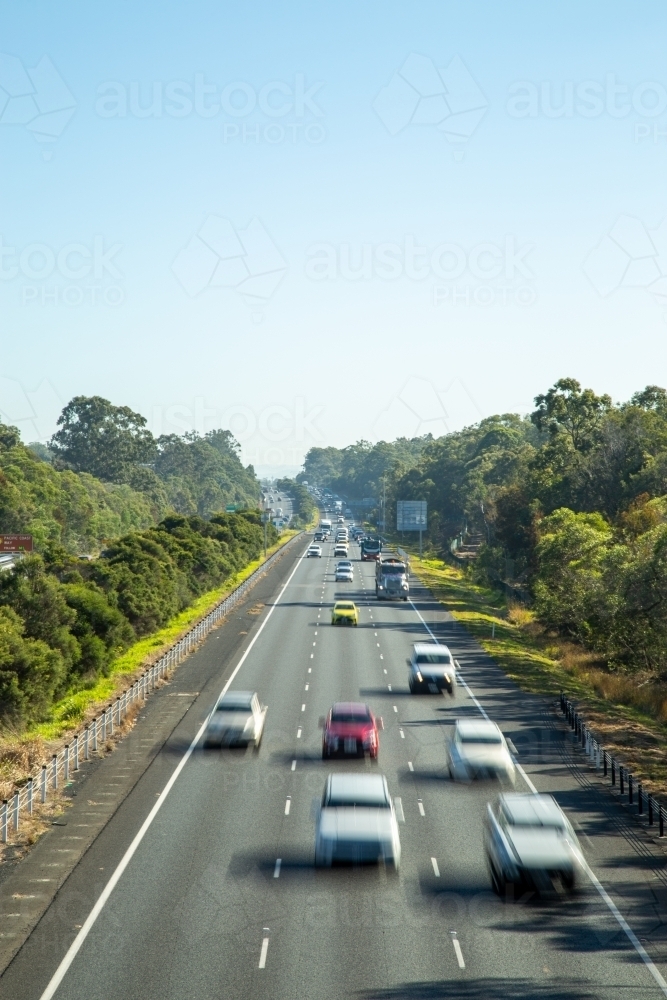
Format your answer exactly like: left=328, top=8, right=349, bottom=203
left=416, top=653, right=451, bottom=664
left=326, top=790, right=389, bottom=808
left=336, top=603, right=354, bottom=610
left=381, top=564, right=406, bottom=574
left=458, top=731, right=502, bottom=744
left=217, top=700, right=251, bottom=711
left=331, top=710, right=371, bottom=723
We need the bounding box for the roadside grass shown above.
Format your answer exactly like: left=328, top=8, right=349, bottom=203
left=408, top=552, right=667, bottom=794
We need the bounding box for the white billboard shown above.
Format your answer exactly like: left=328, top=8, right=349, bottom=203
left=397, top=500, right=427, bottom=531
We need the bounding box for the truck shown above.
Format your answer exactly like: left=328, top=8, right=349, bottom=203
left=320, top=519, right=332, bottom=536
left=375, top=557, right=409, bottom=600
left=360, top=537, right=382, bottom=561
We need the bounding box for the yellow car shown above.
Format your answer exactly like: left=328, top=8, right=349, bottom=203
left=331, top=601, right=359, bottom=626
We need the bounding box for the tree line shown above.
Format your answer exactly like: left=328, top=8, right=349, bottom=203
left=0, top=510, right=277, bottom=727
left=301, top=379, right=667, bottom=676
left=0, top=392, right=274, bottom=728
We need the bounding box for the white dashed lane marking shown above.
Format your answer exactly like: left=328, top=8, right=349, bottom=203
left=451, top=933, right=465, bottom=969
left=418, top=799, right=425, bottom=817
left=285, top=797, right=291, bottom=815
left=274, top=859, right=281, bottom=878
left=258, top=933, right=270, bottom=969
left=431, top=857, right=440, bottom=877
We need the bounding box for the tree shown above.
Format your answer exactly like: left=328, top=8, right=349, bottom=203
left=50, top=396, right=156, bottom=482
left=531, top=378, right=612, bottom=452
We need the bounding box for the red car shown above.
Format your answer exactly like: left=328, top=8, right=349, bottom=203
left=320, top=702, right=381, bottom=759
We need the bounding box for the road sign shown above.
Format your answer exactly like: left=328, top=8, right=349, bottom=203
left=225, top=504, right=237, bottom=513
left=0, top=534, right=33, bottom=552
left=396, top=501, right=427, bottom=531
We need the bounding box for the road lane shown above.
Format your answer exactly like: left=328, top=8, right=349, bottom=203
left=3, top=532, right=667, bottom=1000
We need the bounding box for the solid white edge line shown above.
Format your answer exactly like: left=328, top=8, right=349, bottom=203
left=38, top=539, right=311, bottom=1000
left=408, top=596, right=667, bottom=996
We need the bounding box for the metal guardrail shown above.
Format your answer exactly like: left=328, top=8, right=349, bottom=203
left=0, top=533, right=302, bottom=844
left=560, top=692, right=665, bottom=837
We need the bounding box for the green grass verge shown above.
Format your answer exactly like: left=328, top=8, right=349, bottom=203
left=25, top=530, right=302, bottom=743
left=407, top=552, right=667, bottom=791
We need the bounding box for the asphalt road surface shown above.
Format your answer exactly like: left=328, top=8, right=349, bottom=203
left=4, top=533, right=667, bottom=1000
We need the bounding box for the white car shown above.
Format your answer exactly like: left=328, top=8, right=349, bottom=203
left=484, top=794, right=582, bottom=895
left=205, top=691, right=267, bottom=748
left=314, top=774, right=401, bottom=869
left=408, top=642, right=456, bottom=695
left=333, top=543, right=348, bottom=557
left=447, top=719, right=516, bottom=784
left=307, top=544, right=322, bottom=558
left=335, top=561, right=354, bottom=582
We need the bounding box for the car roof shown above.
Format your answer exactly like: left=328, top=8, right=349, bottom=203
left=218, top=691, right=254, bottom=708
left=455, top=718, right=503, bottom=738
left=334, top=600, right=356, bottom=608
left=327, top=773, right=388, bottom=804
left=413, top=642, right=451, bottom=655
left=331, top=701, right=370, bottom=714
left=500, top=793, right=565, bottom=826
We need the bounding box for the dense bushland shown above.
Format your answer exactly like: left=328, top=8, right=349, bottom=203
left=0, top=510, right=278, bottom=727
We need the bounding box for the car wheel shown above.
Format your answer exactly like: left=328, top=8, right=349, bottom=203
left=490, top=862, right=503, bottom=896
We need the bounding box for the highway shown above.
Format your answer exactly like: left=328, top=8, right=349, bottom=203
left=3, top=531, right=667, bottom=1000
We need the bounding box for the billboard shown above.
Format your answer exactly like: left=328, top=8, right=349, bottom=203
left=0, top=534, right=33, bottom=552
left=396, top=501, right=427, bottom=531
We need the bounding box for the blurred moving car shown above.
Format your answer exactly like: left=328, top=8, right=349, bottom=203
left=484, top=793, right=582, bottom=896
left=307, top=544, right=323, bottom=558
left=314, top=773, right=401, bottom=868
left=408, top=642, right=456, bottom=695
left=314, top=530, right=324, bottom=541
left=331, top=600, right=359, bottom=625
left=333, top=543, right=349, bottom=557
left=335, top=561, right=354, bottom=582
left=320, top=702, right=381, bottom=758
left=447, top=719, right=516, bottom=783
left=205, top=691, right=267, bottom=748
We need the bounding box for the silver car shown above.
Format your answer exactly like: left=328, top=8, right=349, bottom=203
left=314, top=773, right=401, bottom=869
left=335, top=560, right=354, bottom=582
left=447, top=719, right=516, bottom=783
left=204, top=691, right=267, bottom=748
left=484, top=793, right=582, bottom=896
left=408, top=642, right=456, bottom=695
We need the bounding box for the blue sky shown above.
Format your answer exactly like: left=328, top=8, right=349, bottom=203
left=1, top=1, right=666, bottom=474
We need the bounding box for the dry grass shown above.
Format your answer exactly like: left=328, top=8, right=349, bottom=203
left=0, top=696, right=143, bottom=864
